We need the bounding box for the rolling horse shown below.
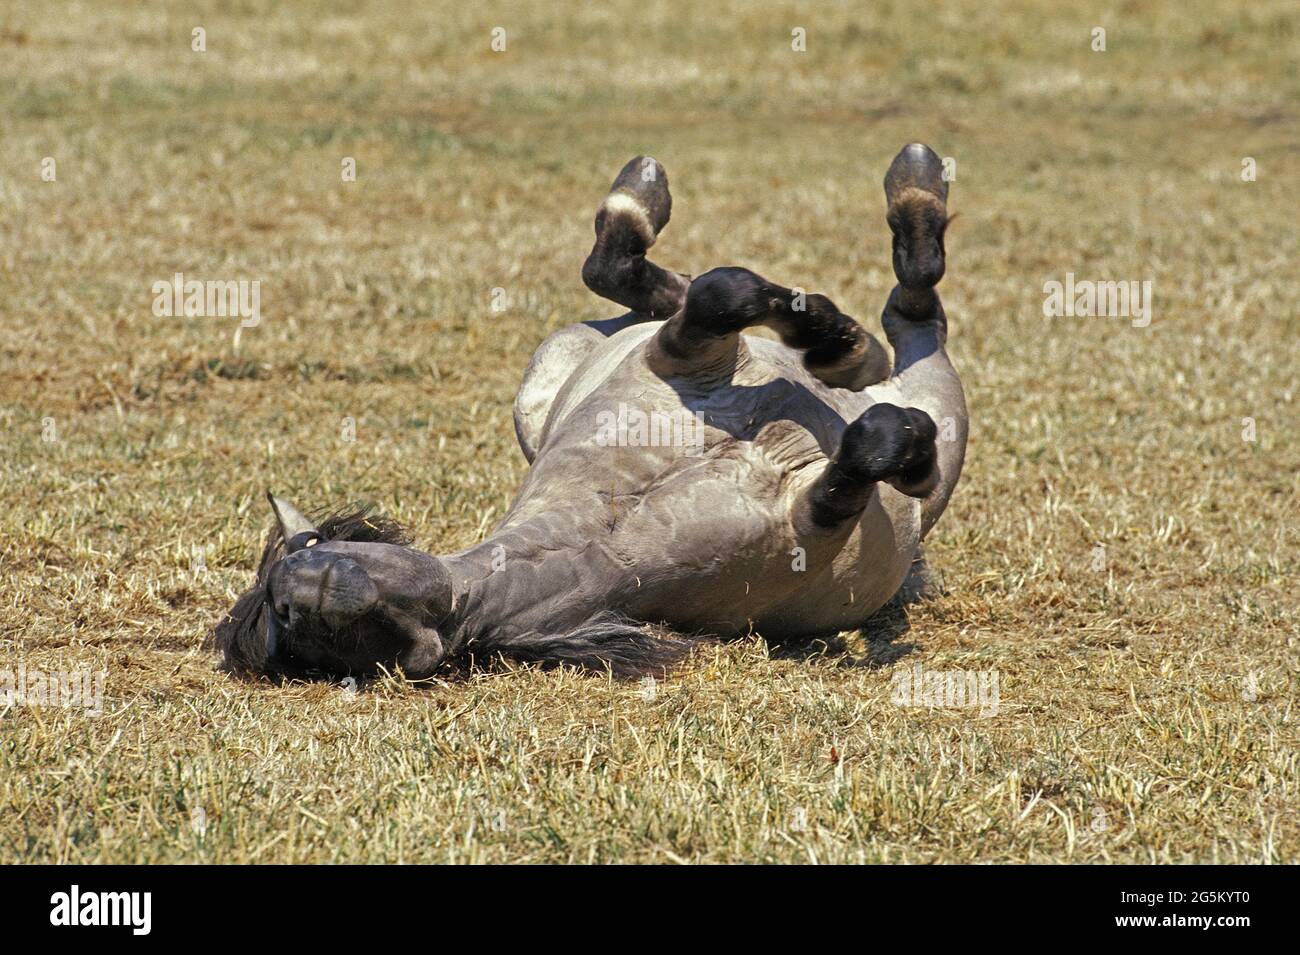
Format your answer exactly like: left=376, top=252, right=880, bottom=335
left=213, top=143, right=965, bottom=680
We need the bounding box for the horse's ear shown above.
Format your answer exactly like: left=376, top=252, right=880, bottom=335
left=266, top=492, right=320, bottom=553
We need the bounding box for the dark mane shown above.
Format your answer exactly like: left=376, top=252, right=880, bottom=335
left=207, top=504, right=412, bottom=678
left=476, top=613, right=699, bottom=679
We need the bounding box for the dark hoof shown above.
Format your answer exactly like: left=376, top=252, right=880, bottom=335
left=605, top=155, right=673, bottom=237
left=839, top=403, right=938, bottom=498
left=883, top=143, right=947, bottom=207
left=884, top=144, right=949, bottom=298
left=584, top=156, right=689, bottom=317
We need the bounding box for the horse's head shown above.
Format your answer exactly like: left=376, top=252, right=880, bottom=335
left=212, top=494, right=453, bottom=680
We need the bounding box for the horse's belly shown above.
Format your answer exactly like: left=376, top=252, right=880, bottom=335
left=753, top=488, right=922, bottom=637
left=613, top=484, right=921, bottom=639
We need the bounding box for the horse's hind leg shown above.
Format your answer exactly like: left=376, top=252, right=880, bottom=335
left=582, top=156, right=691, bottom=319
left=515, top=157, right=692, bottom=462
left=877, top=143, right=968, bottom=537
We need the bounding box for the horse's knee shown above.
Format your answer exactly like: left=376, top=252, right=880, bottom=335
left=800, top=403, right=939, bottom=529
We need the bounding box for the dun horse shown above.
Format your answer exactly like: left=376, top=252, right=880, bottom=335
left=214, top=144, right=966, bottom=680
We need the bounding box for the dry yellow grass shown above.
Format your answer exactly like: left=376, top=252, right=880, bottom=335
left=0, top=0, right=1296, bottom=863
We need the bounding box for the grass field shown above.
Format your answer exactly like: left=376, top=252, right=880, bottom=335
left=1, top=0, right=1296, bottom=863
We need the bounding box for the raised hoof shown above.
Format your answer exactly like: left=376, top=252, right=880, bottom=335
left=883, top=142, right=948, bottom=207
left=884, top=144, right=950, bottom=311
left=602, top=155, right=673, bottom=243
left=839, top=403, right=939, bottom=499
left=582, top=156, right=689, bottom=318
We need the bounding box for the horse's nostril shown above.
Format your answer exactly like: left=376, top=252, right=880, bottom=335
left=316, top=557, right=381, bottom=629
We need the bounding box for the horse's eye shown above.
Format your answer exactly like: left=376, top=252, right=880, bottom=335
left=286, top=531, right=321, bottom=553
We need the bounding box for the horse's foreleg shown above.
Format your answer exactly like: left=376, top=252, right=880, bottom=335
left=646, top=267, right=890, bottom=389
left=794, top=402, right=940, bottom=532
